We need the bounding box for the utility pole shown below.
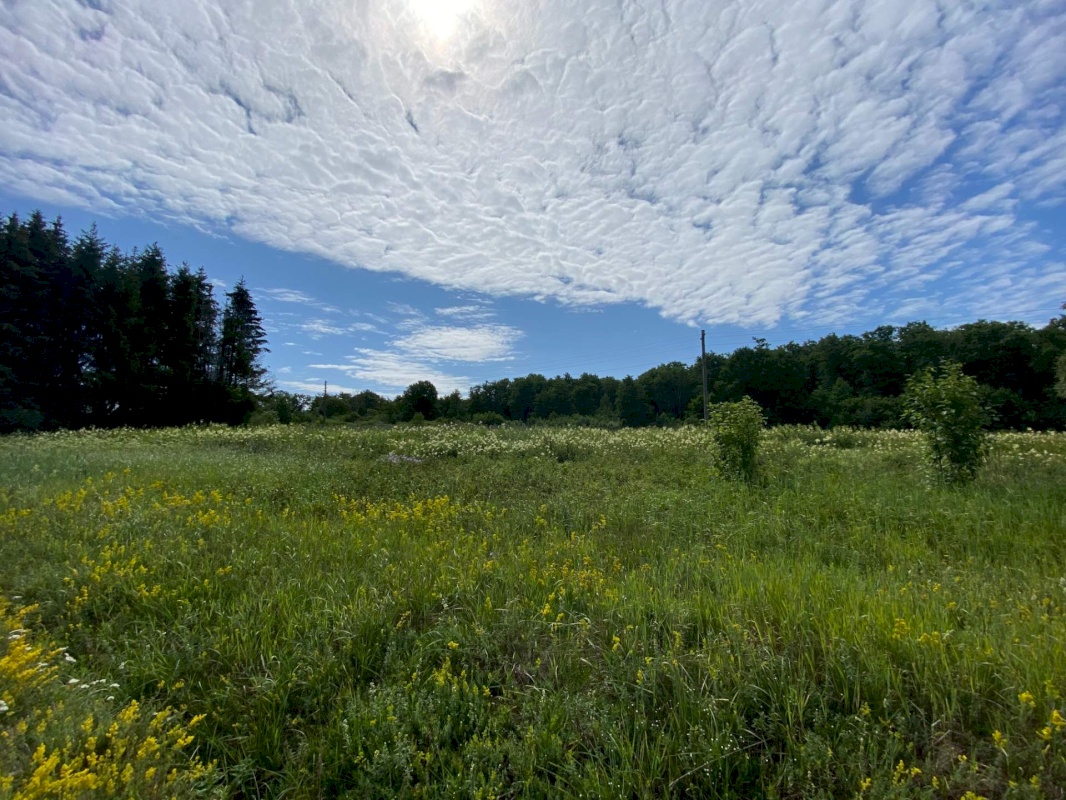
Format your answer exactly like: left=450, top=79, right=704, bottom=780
left=322, top=381, right=327, bottom=424
left=701, top=330, right=709, bottom=423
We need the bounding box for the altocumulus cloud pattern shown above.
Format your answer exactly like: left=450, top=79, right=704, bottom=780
left=1, top=0, right=1064, bottom=326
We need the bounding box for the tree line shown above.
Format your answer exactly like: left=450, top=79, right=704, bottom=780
left=1, top=211, right=267, bottom=432
left=297, top=318, right=1066, bottom=430
left=5, top=210, right=1064, bottom=433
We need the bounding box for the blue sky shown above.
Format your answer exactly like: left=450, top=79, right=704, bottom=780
left=1, top=0, right=1064, bottom=397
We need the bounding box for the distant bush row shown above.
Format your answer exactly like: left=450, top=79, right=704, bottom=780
left=265, top=311, right=1066, bottom=432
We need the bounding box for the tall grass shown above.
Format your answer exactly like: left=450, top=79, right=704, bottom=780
left=1, top=424, right=1065, bottom=798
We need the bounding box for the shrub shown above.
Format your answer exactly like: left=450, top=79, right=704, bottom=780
left=903, top=361, right=988, bottom=485
left=471, top=412, right=506, bottom=426
left=710, top=396, right=765, bottom=483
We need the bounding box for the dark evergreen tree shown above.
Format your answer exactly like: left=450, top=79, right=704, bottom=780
left=46, top=222, right=104, bottom=428
left=218, top=278, right=268, bottom=391
left=84, top=246, right=138, bottom=425
left=32, top=216, right=85, bottom=428
left=0, top=213, right=43, bottom=431
left=1, top=211, right=274, bottom=430
left=160, top=265, right=220, bottom=424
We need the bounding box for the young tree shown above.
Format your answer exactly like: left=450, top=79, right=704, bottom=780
left=710, top=396, right=765, bottom=483
left=904, top=361, right=988, bottom=485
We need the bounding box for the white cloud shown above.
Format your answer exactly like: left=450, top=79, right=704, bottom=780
left=299, top=319, right=378, bottom=337
left=310, top=354, right=471, bottom=395
left=435, top=304, right=494, bottom=321
left=260, top=288, right=316, bottom=304
left=258, top=287, right=342, bottom=314
left=271, top=307, right=517, bottom=393
left=305, top=321, right=520, bottom=394
left=394, top=324, right=519, bottom=361
left=1, top=0, right=1064, bottom=327
left=279, top=379, right=360, bottom=395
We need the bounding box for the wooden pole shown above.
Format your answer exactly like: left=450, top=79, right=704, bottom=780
left=701, top=330, right=708, bottom=423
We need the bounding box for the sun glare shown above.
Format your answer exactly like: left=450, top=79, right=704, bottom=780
left=409, top=0, right=475, bottom=40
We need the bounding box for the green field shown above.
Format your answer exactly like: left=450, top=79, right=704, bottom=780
left=2, top=425, right=1065, bottom=798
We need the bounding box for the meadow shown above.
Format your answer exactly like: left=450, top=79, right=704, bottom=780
left=1, top=423, right=1065, bottom=799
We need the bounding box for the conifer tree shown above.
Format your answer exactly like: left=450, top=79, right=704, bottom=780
left=217, top=278, right=268, bottom=391
left=0, top=213, right=42, bottom=430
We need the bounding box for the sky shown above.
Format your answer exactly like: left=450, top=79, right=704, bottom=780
left=1, top=0, right=1064, bottom=397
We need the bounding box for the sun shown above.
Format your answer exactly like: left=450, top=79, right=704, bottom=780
left=409, top=0, right=475, bottom=40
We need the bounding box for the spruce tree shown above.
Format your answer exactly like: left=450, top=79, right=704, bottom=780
left=85, top=246, right=137, bottom=425
left=217, top=278, right=268, bottom=391
left=0, top=213, right=43, bottom=430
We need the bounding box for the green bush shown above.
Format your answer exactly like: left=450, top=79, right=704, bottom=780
left=710, top=396, right=765, bottom=483
left=903, top=361, right=988, bottom=485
